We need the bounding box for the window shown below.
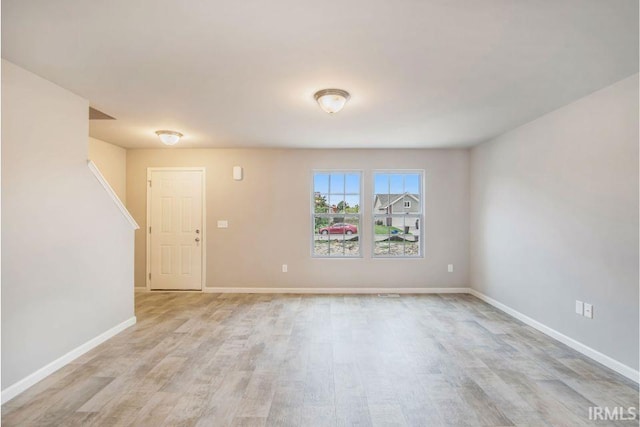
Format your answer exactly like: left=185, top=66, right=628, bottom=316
left=373, top=171, right=423, bottom=257
left=312, top=171, right=361, bottom=257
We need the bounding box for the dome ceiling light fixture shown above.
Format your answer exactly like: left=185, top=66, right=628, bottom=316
left=155, top=130, right=183, bottom=146
left=314, top=89, right=350, bottom=114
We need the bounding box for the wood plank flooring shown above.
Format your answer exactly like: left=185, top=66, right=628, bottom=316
left=2, top=292, right=638, bottom=426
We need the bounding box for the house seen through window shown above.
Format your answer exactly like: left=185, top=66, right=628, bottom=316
left=373, top=171, right=423, bottom=257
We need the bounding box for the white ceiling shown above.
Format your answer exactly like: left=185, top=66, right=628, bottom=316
left=2, top=0, right=638, bottom=149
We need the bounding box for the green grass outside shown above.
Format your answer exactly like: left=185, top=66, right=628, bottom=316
left=374, top=225, right=405, bottom=235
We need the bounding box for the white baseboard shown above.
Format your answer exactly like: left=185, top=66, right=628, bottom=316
left=1, top=316, right=137, bottom=404
left=203, top=287, right=472, bottom=294
left=469, top=289, right=639, bottom=383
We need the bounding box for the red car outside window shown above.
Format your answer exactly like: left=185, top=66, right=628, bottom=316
left=319, top=223, right=358, bottom=235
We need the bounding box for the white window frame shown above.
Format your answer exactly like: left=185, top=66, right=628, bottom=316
left=311, top=170, right=363, bottom=258
left=404, top=200, right=411, bottom=209
left=372, top=170, right=424, bottom=259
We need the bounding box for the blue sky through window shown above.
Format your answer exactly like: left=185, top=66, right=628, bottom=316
left=373, top=173, right=420, bottom=195
left=314, top=173, right=360, bottom=194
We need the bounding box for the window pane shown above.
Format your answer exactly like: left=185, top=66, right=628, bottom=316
left=344, top=194, right=360, bottom=213
left=329, top=235, right=345, bottom=256
left=343, top=216, right=359, bottom=236
left=402, top=195, right=415, bottom=212
left=403, top=216, right=420, bottom=256
left=373, top=194, right=386, bottom=215
left=329, top=194, right=345, bottom=213
left=404, top=238, right=419, bottom=256
left=314, top=173, right=329, bottom=193
left=329, top=173, right=345, bottom=193
left=374, top=216, right=391, bottom=256
left=392, top=216, right=408, bottom=256
left=313, top=233, right=330, bottom=256
left=314, top=193, right=329, bottom=213
left=314, top=215, right=330, bottom=233
left=399, top=216, right=408, bottom=257
left=314, top=215, right=359, bottom=257
left=389, top=174, right=403, bottom=194
left=404, top=174, right=420, bottom=193
left=405, top=174, right=420, bottom=208
left=343, top=217, right=359, bottom=256
left=373, top=173, right=389, bottom=195
left=374, top=241, right=389, bottom=256
left=345, top=173, right=360, bottom=194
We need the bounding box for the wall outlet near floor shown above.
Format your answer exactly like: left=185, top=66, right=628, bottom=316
left=217, top=220, right=228, bottom=228
left=575, top=300, right=583, bottom=315
left=282, top=264, right=288, bottom=273
left=584, top=303, right=593, bottom=319
left=447, top=264, right=454, bottom=273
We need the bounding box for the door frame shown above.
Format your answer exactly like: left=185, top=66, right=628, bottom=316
left=146, top=167, right=207, bottom=292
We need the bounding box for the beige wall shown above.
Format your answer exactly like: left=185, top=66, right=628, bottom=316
left=88, top=137, right=127, bottom=202
left=2, top=60, right=136, bottom=390
left=470, top=74, right=639, bottom=371
left=127, top=149, right=470, bottom=289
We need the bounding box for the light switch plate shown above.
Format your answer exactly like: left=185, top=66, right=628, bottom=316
left=584, top=303, right=593, bottom=319
left=447, top=264, right=454, bottom=273
left=217, top=220, right=228, bottom=228
left=282, top=264, right=288, bottom=273
left=575, top=300, right=583, bottom=315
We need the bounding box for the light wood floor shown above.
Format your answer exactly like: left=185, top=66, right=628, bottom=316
left=2, top=292, right=638, bottom=426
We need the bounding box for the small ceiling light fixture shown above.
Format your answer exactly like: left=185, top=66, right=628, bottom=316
left=314, top=89, right=350, bottom=114
left=155, top=130, right=183, bottom=146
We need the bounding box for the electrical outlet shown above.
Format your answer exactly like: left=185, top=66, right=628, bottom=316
left=217, top=220, right=228, bottom=228
left=447, top=264, right=454, bottom=273
left=584, top=303, right=593, bottom=319
left=575, top=300, right=583, bottom=315
left=282, top=264, right=288, bottom=273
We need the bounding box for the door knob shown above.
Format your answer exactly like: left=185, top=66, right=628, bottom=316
left=195, top=237, right=200, bottom=242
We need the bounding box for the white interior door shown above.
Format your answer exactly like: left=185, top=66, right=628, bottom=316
left=148, top=169, right=204, bottom=290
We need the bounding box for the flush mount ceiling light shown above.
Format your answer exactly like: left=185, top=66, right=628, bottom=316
left=155, top=130, right=183, bottom=145
left=314, top=89, right=350, bottom=114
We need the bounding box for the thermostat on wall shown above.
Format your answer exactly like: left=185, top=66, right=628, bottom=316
left=233, top=166, right=243, bottom=181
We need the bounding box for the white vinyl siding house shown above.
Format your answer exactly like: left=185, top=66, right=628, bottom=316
left=373, top=193, right=421, bottom=232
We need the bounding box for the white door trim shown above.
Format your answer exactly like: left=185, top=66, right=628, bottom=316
left=146, top=167, right=206, bottom=292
